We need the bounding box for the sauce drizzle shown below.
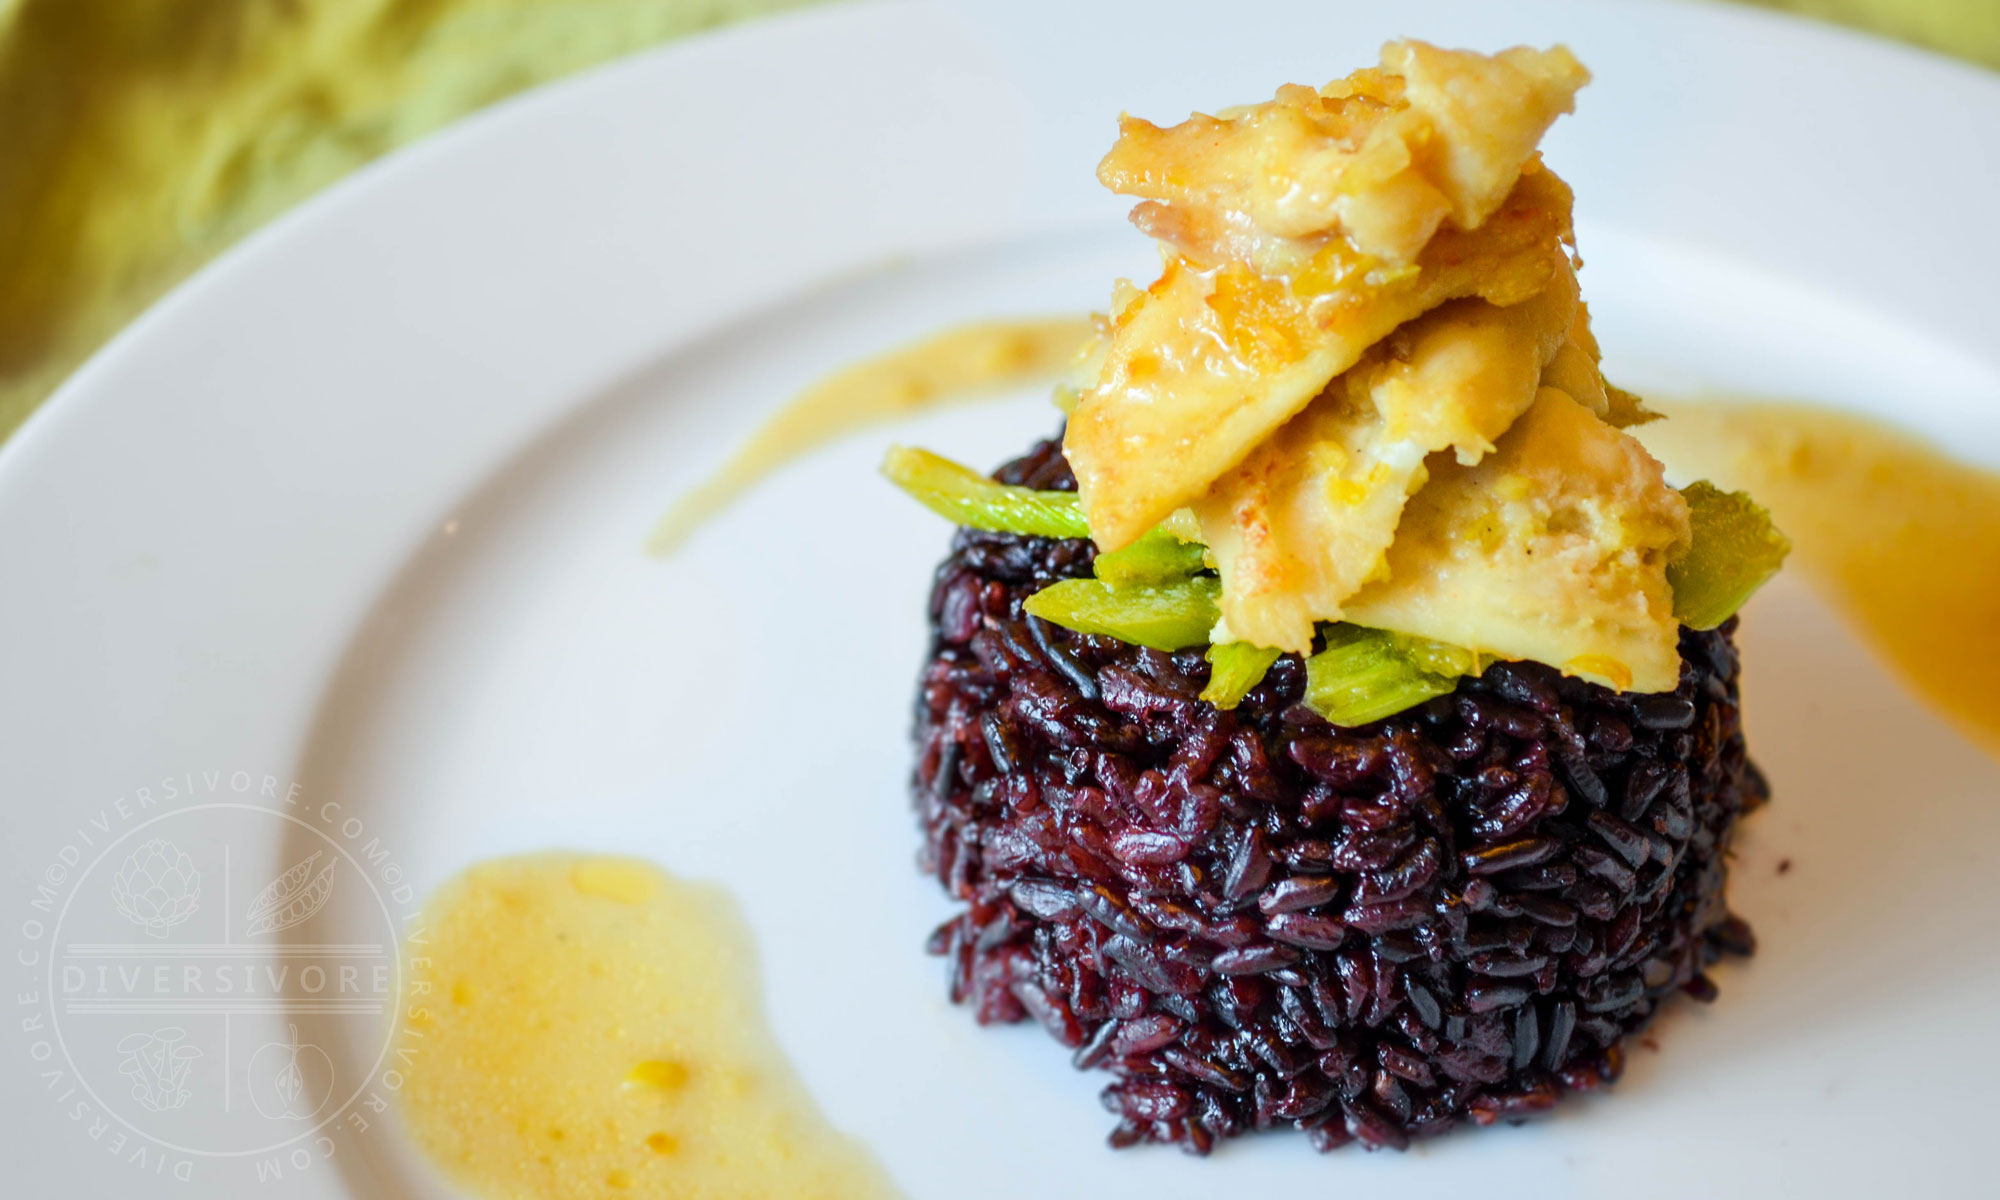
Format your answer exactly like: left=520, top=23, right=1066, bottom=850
left=1641, top=400, right=2000, bottom=757
left=648, top=316, right=1093, bottom=553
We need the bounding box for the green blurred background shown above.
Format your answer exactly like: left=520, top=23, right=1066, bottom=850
left=1, top=0, right=1993, bottom=445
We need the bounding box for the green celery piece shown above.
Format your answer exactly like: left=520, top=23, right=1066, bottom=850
left=1094, top=527, right=1207, bottom=585
left=1394, top=634, right=1484, bottom=679
left=1670, top=481, right=1791, bottom=630
left=880, top=445, right=1089, bottom=539
left=1024, top=576, right=1220, bottom=652
left=1201, top=642, right=1283, bottom=709
left=1303, top=625, right=1469, bottom=727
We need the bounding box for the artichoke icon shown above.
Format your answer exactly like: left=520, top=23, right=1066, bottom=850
left=110, top=839, right=201, bottom=937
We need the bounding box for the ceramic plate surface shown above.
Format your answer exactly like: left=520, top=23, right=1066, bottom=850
left=3, top=1, right=1997, bottom=1196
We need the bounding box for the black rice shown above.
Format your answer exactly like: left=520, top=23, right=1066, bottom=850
left=911, top=435, right=1765, bottom=1153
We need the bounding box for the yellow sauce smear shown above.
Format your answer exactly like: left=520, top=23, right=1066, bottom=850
left=647, top=316, right=1093, bottom=553
left=395, top=854, right=898, bottom=1200
left=1640, top=400, right=2000, bottom=755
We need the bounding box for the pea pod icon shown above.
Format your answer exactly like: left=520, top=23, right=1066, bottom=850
left=244, top=851, right=336, bottom=936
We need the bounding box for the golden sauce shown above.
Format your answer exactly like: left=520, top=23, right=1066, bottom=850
left=395, top=855, right=897, bottom=1200
left=1641, top=401, right=2000, bottom=755
left=647, top=316, right=1093, bottom=553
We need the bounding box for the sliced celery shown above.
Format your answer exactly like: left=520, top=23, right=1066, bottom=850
left=1201, top=642, right=1283, bottom=709
left=1303, top=625, right=1474, bottom=727
left=1023, top=576, right=1220, bottom=652
left=1393, top=635, right=1484, bottom=680
left=881, top=445, right=1089, bottom=539
left=1094, top=527, right=1207, bottom=585
left=1670, top=481, right=1790, bottom=630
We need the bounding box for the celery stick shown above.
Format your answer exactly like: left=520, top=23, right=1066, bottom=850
left=1023, top=577, right=1220, bottom=652
left=1670, top=481, right=1790, bottom=630
left=880, top=445, right=1089, bottom=538
left=1392, top=634, right=1484, bottom=680
left=1303, top=625, right=1467, bottom=727
left=1201, top=642, right=1283, bottom=709
left=1094, top=527, right=1207, bottom=585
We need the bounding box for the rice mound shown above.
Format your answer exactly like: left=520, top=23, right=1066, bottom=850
left=911, top=435, right=1763, bottom=1153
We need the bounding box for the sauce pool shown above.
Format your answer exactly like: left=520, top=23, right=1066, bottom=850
left=1640, top=400, right=2000, bottom=757
left=394, top=854, right=898, bottom=1200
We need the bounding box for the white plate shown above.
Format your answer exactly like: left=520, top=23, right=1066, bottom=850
left=4, top=1, right=1998, bottom=1196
